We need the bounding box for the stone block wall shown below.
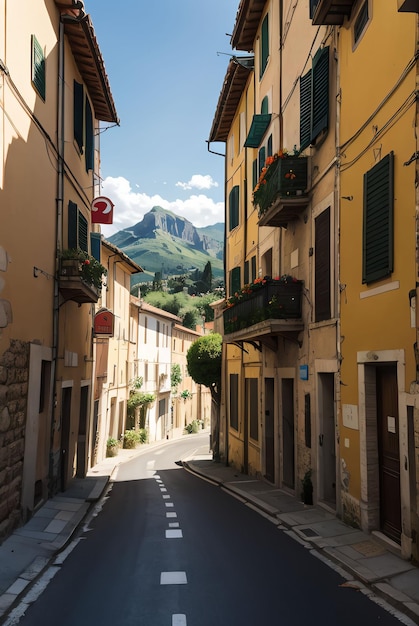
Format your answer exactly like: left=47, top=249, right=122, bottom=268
left=0, top=339, right=29, bottom=541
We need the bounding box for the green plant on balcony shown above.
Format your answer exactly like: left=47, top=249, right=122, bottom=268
left=253, top=147, right=307, bottom=216
left=225, top=274, right=300, bottom=309
left=60, top=248, right=107, bottom=290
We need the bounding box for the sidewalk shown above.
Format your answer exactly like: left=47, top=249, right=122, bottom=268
left=0, top=440, right=419, bottom=625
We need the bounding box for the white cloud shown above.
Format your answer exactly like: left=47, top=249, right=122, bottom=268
left=99, top=176, right=224, bottom=238
left=176, top=174, right=218, bottom=191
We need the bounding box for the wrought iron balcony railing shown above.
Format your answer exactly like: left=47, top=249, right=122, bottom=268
left=223, top=281, right=303, bottom=336
left=255, top=156, right=309, bottom=228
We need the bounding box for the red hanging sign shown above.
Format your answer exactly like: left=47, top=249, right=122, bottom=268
left=91, top=196, right=114, bottom=224
left=94, top=309, right=114, bottom=336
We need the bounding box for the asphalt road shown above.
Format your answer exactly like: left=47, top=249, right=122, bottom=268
left=14, top=434, right=405, bottom=626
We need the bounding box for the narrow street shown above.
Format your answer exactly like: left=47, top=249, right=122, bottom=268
left=11, top=434, right=409, bottom=626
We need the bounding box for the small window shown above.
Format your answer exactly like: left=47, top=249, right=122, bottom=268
left=229, top=185, right=240, bottom=231
left=258, top=146, right=266, bottom=175
left=31, top=35, right=45, bottom=100
left=252, top=159, right=258, bottom=191
left=354, top=1, right=369, bottom=44
left=300, top=47, right=329, bottom=151
left=229, top=374, right=239, bottom=431
left=230, top=267, right=241, bottom=296
left=74, top=81, right=94, bottom=171
left=244, top=260, right=250, bottom=285
left=251, top=256, right=257, bottom=282
left=259, top=13, right=269, bottom=79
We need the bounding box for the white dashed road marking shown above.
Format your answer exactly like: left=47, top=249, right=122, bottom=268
left=165, top=502, right=174, bottom=507
left=168, top=522, right=179, bottom=528
left=172, top=615, right=187, bottom=626
left=160, top=572, right=187, bottom=585
left=165, top=529, right=183, bottom=538
left=166, top=512, right=177, bottom=518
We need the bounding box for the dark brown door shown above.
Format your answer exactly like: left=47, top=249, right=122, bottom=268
left=60, top=387, right=72, bottom=492
left=376, top=365, right=401, bottom=543
left=264, top=378, right=275, bottom=483
left=282, top=379, right=295, bottom=489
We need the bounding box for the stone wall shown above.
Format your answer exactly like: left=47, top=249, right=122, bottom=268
left=0, top=339, right=29, bottom=541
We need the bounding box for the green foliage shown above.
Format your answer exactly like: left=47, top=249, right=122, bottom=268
left=171, top=363, right=182, bottom=392
left=180, top=389, right=192, bottom=400
left=122, top=429, right=148, bottom=449
left=184, top=419, right=201, bottom=434
left=186, top=333, right=222, bottom=392
left=181, top=308, right=199, bottom=330
left=61, top=248, right=107, bottom=289
left=106, top=437, right=119, bottom=457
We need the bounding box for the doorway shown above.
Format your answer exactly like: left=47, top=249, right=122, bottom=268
left=60, top=386, right=72, bottom=491
left=318, top=373, right=336, bottom=506
left=264, top=378, right=275, bottom=483
left=376, top=364, right=401, bottom=543
left=76, top=385, right=89, bottom=478
left=282, top=378, right=295, bottom=489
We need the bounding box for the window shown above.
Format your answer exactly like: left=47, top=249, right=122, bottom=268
left=68, top=201, right=88, bottom=252
left=252, top=159, right=258, bottom=191
left=259, top=13, right=269, bottom=79
left=300, top=47, right=329, bottom=151
left=354, top=1, right=369, bottom=44
left=73, top=81, right=94, bottom=171
left=230, top=267, right=241, bottom=296
left=229, top=185, right=240, bottom=230
left=31, top=35, right=45, bottom=100
left=90, top=232, right=101, bottom=262
left=362, top=152, right=394, bottom=284
left=156, top=321, right=160, bottom=346
left=267, top=134, right=273, bottom=157
left=315, top=207, right=331, bottom=322
left=258, top=146, right=266, bottom=175
left=251, top=256, right=257, bottom=282
left=230, top=374, right=239, bottom=430
left=244, top=260, right=250, bottom=285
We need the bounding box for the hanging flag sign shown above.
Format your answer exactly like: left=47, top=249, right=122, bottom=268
left=91, top=196, right=114, bottom=224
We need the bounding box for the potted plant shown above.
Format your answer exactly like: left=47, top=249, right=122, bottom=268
left=106, top=437, right=119, bottom=457
left=301, top=469, right=313, bottom=505
left=60, top=248, right=107, bottom=290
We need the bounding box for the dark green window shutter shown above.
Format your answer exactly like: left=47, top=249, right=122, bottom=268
left=90, top=232, right=101, bottom=261
left=261, top=96, right=269, bottom=115
left=32, top=35, right=45, bottom=100
left=68, top=201, right=78, bottom=249
left=231, top=266, right=241, bottom=295
left=309, top=0, right=320, bottom=19
left=312, top=47, right=329, bottom=142
left=258, top=146, right=266, bottom=175
left=267, top=134, right=273, bottom=157
left=315, top=206, right=331, bottom=322
left=244, top=260, right=250, bottom=285
left=252, top=159, right=258, bottom=190
left=260, top=13, right=269, bottom=79
left=229, top=185, right=240, bottom=231
left=300, top=70, right=312, bottom=151
left=251, top=256, right=257, bottom=282
left=74, top=81, right=84, bottom=153
left=78, top=212, right=88, bottom=253
left=249, top=378, right=259, bottom=441
left=362, top=152, right=394, bottom=284
left=85, top=95, right=94, bottom=172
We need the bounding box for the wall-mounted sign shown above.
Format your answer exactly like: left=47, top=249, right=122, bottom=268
left=94, top=309, right=114, bottom=337
left=299, top=364, right=308, bottom=380
left=91, top=196, right=114, bottom=224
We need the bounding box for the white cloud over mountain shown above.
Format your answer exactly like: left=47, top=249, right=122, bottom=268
left=99, top=176, right=224, bottom=238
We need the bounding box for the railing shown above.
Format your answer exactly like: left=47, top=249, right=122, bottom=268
left=223, top=282, right=303, bottom=334
left=255, top=156, right=308, bottom=218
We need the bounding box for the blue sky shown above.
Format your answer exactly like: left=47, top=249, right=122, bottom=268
left=87, top=0, right=239, bottom=237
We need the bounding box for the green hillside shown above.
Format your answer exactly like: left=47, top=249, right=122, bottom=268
left=122, top=230, right=224, bottom=284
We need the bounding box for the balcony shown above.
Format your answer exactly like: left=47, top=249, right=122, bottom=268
left=311, top=0, right=356, bottom=25
left=223, top=280, right=304, bottom=348
left=59, top=258, right=100, bottom=304
left=255, top=156, right=309, bottom=228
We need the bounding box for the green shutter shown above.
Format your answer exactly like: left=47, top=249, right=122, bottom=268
left=311, top=47, right=329, bottom=142
left=252, top=159, right=258, bottom=190
left=258, top=146, right=266, bottom=175
left=78, top=212, right=88, bottom=253
left=362, top=152, right=394, bottom=284
left=74, top=81, right=84, bottom=153
left=260, top=13, right=269, bottom=79
left=300, top=70, right=312, bottom=151
left=231, top=267, right=241, bottom=295
left=315, top=207, right=331, bottom=321
left=244, top=260, right=250, bottom=285
left=90, top=232, right=101, bottom=261
left=32, top=35, right=45, bottom=100
left=261, top=96, right=269, bottom=115
left=251, top=256, right=257, bottom=282
left=85, top=95, right=94, bottom=172
left=68, top=201, right=78, bottom=249
left=267, top=134, right=273, bottom=157
left=229, top=185, right=240, bottom=231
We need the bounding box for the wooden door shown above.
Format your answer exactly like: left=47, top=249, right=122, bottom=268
left=264, top=378, right=275, bottom=483
left=282, top=379, right=295, bottom=489
left=376, top=365, right=401, bottom=543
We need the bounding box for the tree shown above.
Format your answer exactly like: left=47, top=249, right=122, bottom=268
left=186, top=333, right=222, bottom=459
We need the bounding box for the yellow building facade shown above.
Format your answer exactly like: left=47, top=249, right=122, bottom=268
left=338, top=1, right=419, bottom=558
